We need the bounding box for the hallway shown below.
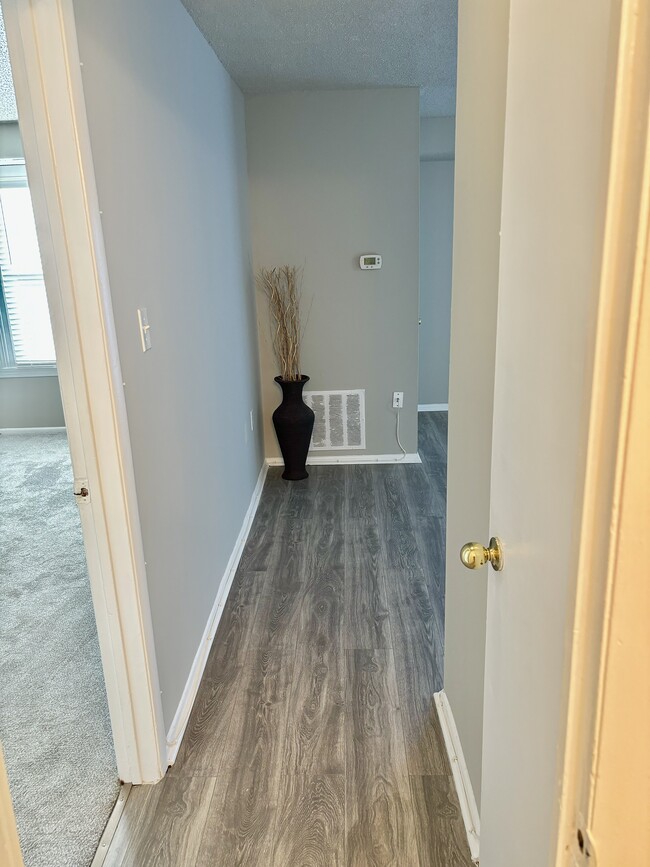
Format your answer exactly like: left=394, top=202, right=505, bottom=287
left=102, top=412, right=471, bottom=865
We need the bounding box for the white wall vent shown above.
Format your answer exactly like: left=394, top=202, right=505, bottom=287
left=304, top=389, right=366, bottom=450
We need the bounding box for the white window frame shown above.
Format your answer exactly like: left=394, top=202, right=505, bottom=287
left=0, top=159, right=57, bottom=377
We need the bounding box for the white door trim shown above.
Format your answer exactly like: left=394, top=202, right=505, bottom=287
left=556, top=0, right=650, bottom=860
left=2, top=0, right=166, bottom=783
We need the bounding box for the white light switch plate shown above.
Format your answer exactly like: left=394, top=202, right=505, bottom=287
left=137, top=308, right=151, bottom=352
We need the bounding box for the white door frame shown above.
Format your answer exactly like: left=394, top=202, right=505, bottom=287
left=556, top=0, right=650, bottom=860
left=2, top=0, right=167, bottom=784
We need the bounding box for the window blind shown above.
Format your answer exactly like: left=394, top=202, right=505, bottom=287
left=0, top=167, right=55, bottom=367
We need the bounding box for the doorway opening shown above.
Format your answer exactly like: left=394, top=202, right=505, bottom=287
left=417, top=118, right=455, bottom=651
left=0, top=11, right=120, bottom=864
left=418, top=119, right=454, bottom=420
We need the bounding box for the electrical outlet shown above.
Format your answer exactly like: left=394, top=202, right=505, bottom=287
left=392, top=392, right=404, bottom=409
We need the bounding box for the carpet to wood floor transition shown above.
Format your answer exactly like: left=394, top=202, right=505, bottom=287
left=0, top=433, right=120, bottom=867
left=102, top=411, right=472, bottom=866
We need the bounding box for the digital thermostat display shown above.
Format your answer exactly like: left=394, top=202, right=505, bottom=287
left=360, top=254, right=382, bottom=270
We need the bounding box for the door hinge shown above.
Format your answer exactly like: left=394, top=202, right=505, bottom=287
left=73, top=479, right=90, bottom=503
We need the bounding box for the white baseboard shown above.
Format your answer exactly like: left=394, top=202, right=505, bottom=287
left=418, top=403, right=448, bottom=412
left=266, top=453, right=422, bottom=466
left=434, top=690, right=481, bottom=863
left=165, top=461, right=269, bottom=766
left=0, top=426, right=66, bottom=435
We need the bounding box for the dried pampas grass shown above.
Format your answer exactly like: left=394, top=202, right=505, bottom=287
left=258, top=265, right=305, bottom=381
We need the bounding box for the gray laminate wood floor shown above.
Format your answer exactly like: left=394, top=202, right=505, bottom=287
left=102, top=412, right=472, bottom=866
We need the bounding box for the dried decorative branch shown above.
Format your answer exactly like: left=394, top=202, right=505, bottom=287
left=258, top=265, right=304, bottom=381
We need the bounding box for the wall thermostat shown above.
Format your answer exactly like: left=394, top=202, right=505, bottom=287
left=360, top=254, right=382, bottom=270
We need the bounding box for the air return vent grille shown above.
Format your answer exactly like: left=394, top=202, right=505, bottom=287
left=304, top=389, right=366, bottom=450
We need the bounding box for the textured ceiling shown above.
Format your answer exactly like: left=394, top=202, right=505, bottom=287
left=180, top=0, right=457, bottom=116
left=0, top=7, right=18, bottom=122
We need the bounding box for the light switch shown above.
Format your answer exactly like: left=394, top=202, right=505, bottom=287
left=137, top=308, right=151, bottom=352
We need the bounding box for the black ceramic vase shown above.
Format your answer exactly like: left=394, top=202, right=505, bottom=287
left=272, top=375, right=315, bottom=481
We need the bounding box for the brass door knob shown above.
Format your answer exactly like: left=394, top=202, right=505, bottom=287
left=460, top=537, right=503, bottom=571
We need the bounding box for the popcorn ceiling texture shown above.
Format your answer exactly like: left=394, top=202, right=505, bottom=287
left=180, top=0, right=457, bottom=116
left=0, top=1, right=457, bottom=118
left=0, top=8, right=17, bottom=121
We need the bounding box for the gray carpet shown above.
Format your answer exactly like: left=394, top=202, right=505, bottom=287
left=0, top=433, right=120, bottom=867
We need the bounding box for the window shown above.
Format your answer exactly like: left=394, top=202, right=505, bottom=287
left=0, top=160, right=56, bottom=375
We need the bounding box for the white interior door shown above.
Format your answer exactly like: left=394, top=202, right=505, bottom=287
left=478, top=2, right=623, bottom=865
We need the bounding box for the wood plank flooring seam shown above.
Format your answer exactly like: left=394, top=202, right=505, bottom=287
left=169, top=568, right=269, bottom=778
left=196, top=647, right=296, bottom=865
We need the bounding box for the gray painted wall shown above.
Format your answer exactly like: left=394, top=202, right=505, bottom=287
left=0, top=121, right=22, bottom=159
left=420, top=115, right=455, bottom=161
left=246, top=89, right=420, bottom=458
left=0, top=122, right=64, bottom=429
left=0, top=375, right=64, bottom=428
left=444, top=0, right=510, bottom=808
left=418, top=160, right=454, bottom=406
left=72, top=0, right=263, bottom=728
